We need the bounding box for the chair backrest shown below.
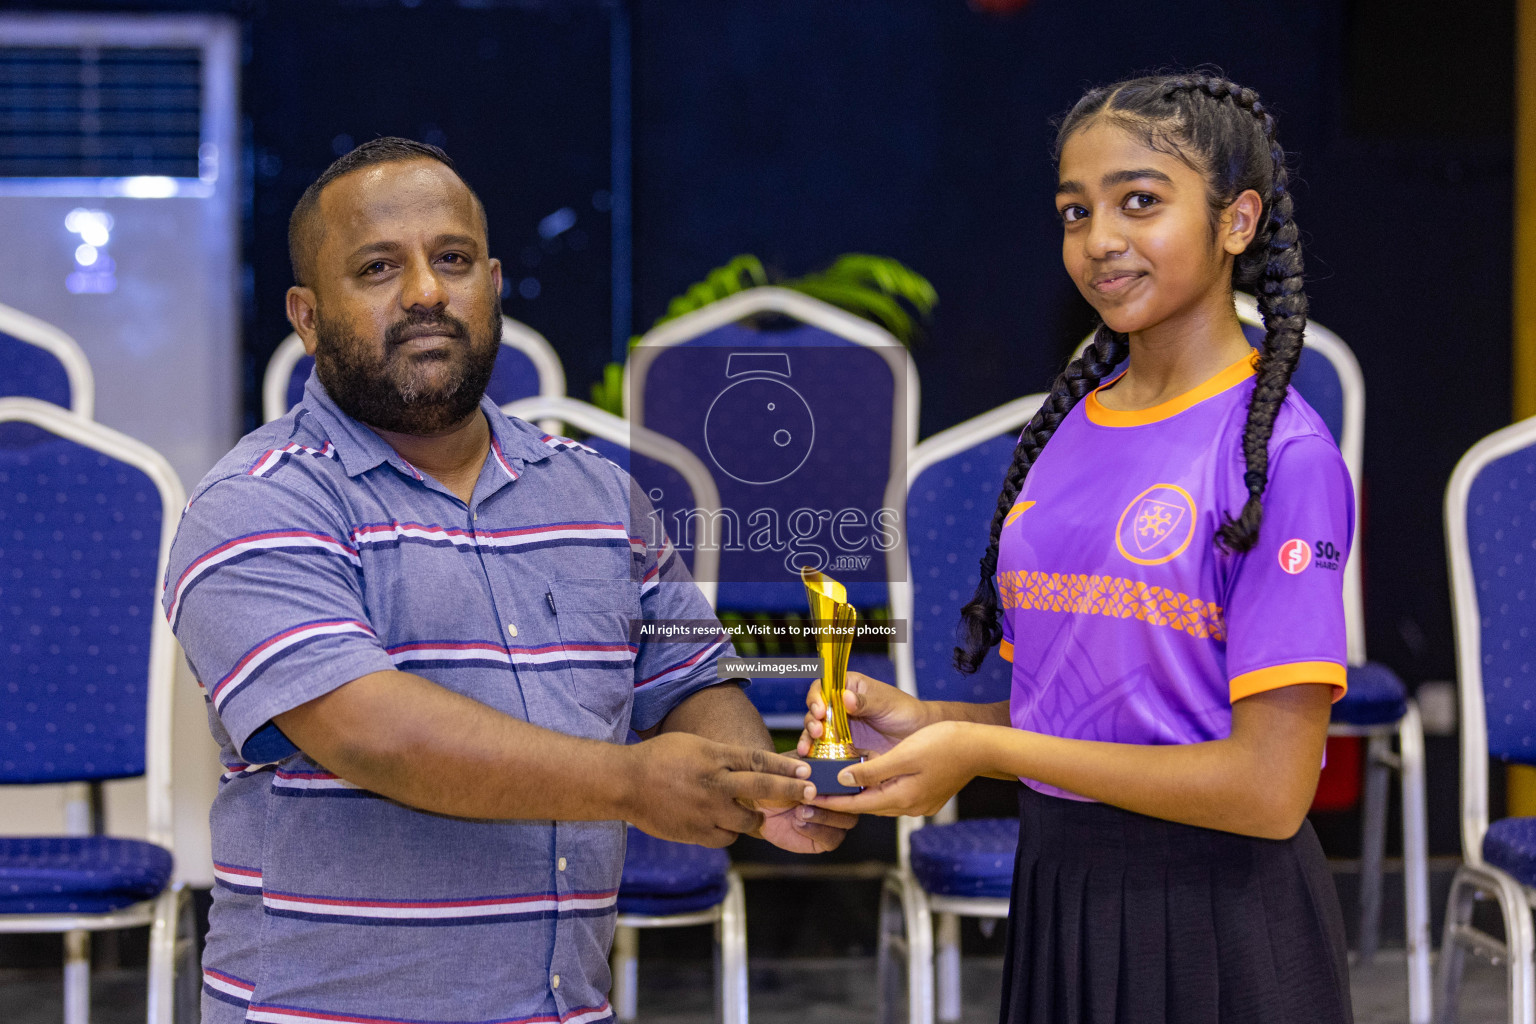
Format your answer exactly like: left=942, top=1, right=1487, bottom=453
left=501, top=395, right=722, bottom=609
left=1072, top=294, right=1366, bottom=664
left=627, top=287, right=919, bottom=613
left=891, top=393, right=1048, bottom=707
left=0, top=398, right=183, bottom=849
left=887, top=395, right=1046, bottom=865
left=1445, top=415, right=1536, bottom=865
left=0, top=301, right=95, bottom=416
left=263, top=316, right=567, bottom=423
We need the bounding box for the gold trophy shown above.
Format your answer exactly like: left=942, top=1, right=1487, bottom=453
left=802, top=567, right=863, bottom=794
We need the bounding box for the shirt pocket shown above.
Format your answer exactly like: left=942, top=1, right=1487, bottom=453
left=547, top=577, right=641, bottom=733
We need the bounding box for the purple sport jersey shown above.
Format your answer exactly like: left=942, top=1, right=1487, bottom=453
left=996, top=355, right=1354, bottom=801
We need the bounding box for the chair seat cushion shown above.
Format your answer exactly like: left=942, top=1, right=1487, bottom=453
left=909, top=817, right=1018, bottom=899
left=617, top=827, right=729, bottom=916
left=1331, top=662, right=1409, bottom=728
left=1483, top=817, right=1536, bottom=886
left=744, top=653, right=895, bottom=717
left=0, top=836, right=173, bottom=914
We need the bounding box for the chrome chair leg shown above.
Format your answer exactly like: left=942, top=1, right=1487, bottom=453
left=935, top=912, right=961, bottom=1022
left=1498, top=872, right=1536, bottom=1024
left=1433, top=868, right=1476, bottom=1024
left=64, top=929, right=90, bottom=1024
left=718, top=873, right=749, bottom=1024
left=609, top=925, right=638, bottom=1022
left=903, top=874, right=935, bottom=1024
left=1358, top=731, right=1392, bottom=964
left=876, top=871, right=907, bottom=1024
left=1398, top=704, right=1433, bottom=1024
left=1435, top=864, right=1536, bottom=1024
left=147, top=887, right=182, bottom=1024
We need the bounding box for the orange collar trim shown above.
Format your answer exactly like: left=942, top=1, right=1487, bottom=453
left=1084, top=352, right=1258, bottom=427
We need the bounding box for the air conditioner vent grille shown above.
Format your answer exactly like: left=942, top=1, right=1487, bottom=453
left=0, top=46, right=202, bottom=178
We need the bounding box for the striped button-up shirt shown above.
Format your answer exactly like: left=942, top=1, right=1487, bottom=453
left=166, top=373, right=728, bottom=1024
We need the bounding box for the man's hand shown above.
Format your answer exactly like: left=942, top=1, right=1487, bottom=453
left=756, top=803, right=860, bottom=853
left=622, top=732, right=814, bottom=847
left=798, top=671, right=933, bottom=758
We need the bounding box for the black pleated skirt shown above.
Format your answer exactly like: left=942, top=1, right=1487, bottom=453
left=998, top=785, right=1353, bottom=1024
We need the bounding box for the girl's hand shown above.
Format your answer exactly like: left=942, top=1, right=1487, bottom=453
left=811, top=721, right=984, bottom=817
left=797, top=671, right=933, bottom=759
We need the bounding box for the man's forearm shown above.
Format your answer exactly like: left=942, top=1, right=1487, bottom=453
left=650, top=681, right=773, bottom=750
left=930, top=699, right=1010, bottom=727
left=275, top=669, right=638, bottom=821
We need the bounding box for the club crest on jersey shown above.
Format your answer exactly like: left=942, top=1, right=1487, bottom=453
left=1115, top=484, right=1197, bottom=566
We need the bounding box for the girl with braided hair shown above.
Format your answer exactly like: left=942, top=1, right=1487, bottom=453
left=803, top=72, right=1354, bottom=1022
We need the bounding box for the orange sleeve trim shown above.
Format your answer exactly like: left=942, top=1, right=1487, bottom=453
left=999, top=639, right=1014, bottom=663
left=1230, top=661, right=1347, bottom=703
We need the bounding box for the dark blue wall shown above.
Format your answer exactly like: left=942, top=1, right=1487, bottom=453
left=10, top=0, right=1517, bottom=859
left=240, top=1, right=619, bottom=410
left=633, top=1, right=1343, bottom=436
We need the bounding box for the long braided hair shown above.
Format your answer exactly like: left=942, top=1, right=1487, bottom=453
left=954, top=72, right=1308, bottom=674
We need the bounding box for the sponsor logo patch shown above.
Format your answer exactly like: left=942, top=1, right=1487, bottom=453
left=1278, top=538, right=1312, bottom=575
left=1313, top=539, right=1342, bottom=571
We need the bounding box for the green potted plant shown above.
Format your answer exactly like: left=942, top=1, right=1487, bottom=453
left=590, top=253, right=936, bottom=415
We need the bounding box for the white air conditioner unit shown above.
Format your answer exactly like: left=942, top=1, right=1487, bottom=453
left=0, top=13, right=239, bottom=488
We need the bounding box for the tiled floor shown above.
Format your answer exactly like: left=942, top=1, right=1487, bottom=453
left=0, top=950, right=1512, bottom=1023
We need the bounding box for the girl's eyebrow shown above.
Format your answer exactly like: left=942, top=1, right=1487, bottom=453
left=1101, top=168, right=1174, bottom=188
left=1055, top=167, right=1175, bottom=196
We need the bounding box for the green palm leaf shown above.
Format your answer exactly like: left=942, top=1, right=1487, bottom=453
left=592, top=252, right=935, bottom=413
left=815, top=254, right=938, bottom=317
left=589, top=360, right=626, bottom=416
left=659, top=255, right=769, bottom=325
left=784, top=278, right=916, bottom=343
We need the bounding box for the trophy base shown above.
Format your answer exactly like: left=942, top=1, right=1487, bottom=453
left=807, top=756, right=863, bottom=796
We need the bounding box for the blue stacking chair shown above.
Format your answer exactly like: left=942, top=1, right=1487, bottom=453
left=1076, top=295, right=1432, bottom=1021
left=0, top=397, right=188, bottom=1024
left=263, top=315, right=566, bottom=423
left=502, top=396, right=745, bottom=1023
left=0, top=300, right=96, bottom=415
left=627, top=287, right=918, bottom=727
left=1437, top=415, right=1536, bottom=1024
left=878, top=393, right=1045, bottom=1024
left=612, top=830, right=748, bottom=1024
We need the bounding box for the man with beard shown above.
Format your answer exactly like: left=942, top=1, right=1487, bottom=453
left=164, top=138, right=853, bottom=1024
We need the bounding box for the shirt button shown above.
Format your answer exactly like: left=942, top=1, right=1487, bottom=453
left=507, top=623, right=518, bottom=637
left=558, top=857, right=567, bottom=871
left=551, top=974, right=560, bottom=989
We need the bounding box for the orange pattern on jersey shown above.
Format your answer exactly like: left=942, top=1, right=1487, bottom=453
left=996, top=570, right=1226, bottom=642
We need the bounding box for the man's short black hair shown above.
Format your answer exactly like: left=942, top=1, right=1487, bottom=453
left=287, top=137, right=486, bottom=287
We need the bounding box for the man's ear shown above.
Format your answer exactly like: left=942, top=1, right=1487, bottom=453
left=489, top=258, right=502, bottom=302
left=286, top=286, right=320, bottom=355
